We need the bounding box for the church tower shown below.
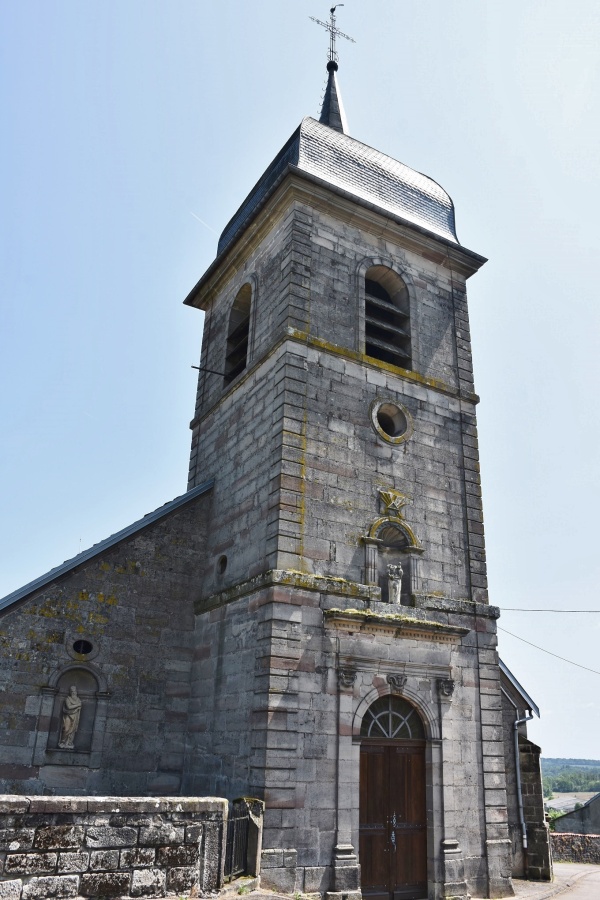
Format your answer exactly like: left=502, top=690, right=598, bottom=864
left=183, top=28, right=513, bottom=900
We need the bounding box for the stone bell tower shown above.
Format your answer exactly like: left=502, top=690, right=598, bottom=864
left=182, top=42, right=513, bottom=900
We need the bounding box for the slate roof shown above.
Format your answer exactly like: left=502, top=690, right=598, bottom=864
left=500, top=658, right=540, bottom=717
left=217, top=116, right=459, bottom=256
left=0, top=479, right=214, bottom=614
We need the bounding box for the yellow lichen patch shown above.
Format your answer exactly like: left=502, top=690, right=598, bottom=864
left=99, top=562, right=111, bottom=572
left=106, top=594, right=117, bottom=606
left=88, top=612, right=108, bottom=625
left=79, top=590, right=89, bottom=601
left=113, top=560, right=141, bottom=575
left=37, top=606, right=61, bottom=619
left=278, top=570, right=371, bottom=598
left=45, top=632, right=63, bottom=644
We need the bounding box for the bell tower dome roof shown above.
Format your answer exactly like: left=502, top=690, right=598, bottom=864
left=217, top=117, right=459, bottom=256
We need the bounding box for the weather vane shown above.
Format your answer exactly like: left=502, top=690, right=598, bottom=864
left=310, top=5, right=356, bottom=65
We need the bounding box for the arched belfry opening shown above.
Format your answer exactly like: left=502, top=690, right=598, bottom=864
left=364, top=266, right=412, bottom=370
left=360, top=694, right=427, bottom=900
left=224, top=284, right=252, bottom=385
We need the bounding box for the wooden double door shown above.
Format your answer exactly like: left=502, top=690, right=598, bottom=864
left=359, top=742, right=427, bottom=900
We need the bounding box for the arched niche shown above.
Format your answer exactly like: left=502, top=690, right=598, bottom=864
left=364, top=518, right=423, bottom=604
left=47, top=668, right=99, bottom=752
left=33, top=663, right=110, bottom=767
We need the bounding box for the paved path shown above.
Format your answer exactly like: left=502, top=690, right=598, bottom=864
left=222, top=865, right=600, bottom=900
left=547, top=863, right=600, bottom=898
left=470, top=862, right=600, bottom=900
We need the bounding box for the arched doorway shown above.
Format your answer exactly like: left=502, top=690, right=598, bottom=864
left=359, top=695, right=427, bottom=900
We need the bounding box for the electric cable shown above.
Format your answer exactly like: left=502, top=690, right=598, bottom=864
left=498, top=626, right=600, bottom=677
left=499, top=608, right=600, bottom=613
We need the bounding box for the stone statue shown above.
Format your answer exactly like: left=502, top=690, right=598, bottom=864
left=387, top=564, right=403, bottom=604
left=58, top=686, right=82, bottom=749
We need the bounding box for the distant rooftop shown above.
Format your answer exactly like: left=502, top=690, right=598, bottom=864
left=217, top=116, right=459, bottom=257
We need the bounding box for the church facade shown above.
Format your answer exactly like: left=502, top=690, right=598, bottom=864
left=0, top=58, right=551, bottom=900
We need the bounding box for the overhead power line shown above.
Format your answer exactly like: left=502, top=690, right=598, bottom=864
left=499, top=608, right=600, bottom=613
left=498, top=626, right=600, bottom=677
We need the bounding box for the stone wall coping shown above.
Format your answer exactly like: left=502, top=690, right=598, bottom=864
left=196, top=568, right=380, bottom=614
left=552, top=831, right=600, bottom=837
left=0, top=795, right=228, bottom=814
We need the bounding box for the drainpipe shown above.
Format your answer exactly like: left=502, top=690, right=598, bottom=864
left=501, top=688, right=533, bottom=878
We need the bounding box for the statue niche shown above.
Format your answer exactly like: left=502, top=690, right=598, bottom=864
left=48, top=669, right=98, bottom=753
left=377, top=523, right=411, bottom=604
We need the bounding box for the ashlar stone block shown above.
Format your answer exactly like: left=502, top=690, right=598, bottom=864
left=130, top=867, right=167, bottom=897
left=22, top=875, right=79, bottom=899
left=0, top=882, right=22, bottom=900
left=80, top=872, right=130, bottom=897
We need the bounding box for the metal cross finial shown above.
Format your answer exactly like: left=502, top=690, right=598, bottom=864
left=310, top=5, right=356, bottom=65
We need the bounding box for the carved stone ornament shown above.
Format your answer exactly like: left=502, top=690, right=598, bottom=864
left=386, top=673, right=407, bottom=692
left=437, top=678, right=455, bottom=699
left=338, top=667, right=357, bottom=689
left=379, top=489, right=410, bottom=518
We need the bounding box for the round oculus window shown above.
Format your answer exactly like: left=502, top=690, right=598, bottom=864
left=370, top=398, right=413, bottom=445
left=65, top=632, right=100, bottom=661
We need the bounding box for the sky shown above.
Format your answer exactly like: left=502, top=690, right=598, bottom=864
left=2, top=1, right=600, bottom=759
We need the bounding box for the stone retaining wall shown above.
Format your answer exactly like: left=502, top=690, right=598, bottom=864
left=550, top=832, right=600, bottom=864
left=0, top=795, right=227, bottom=899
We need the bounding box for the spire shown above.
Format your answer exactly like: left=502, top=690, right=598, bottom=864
left=310, top=6, right=355, bottom=134
left=319, top=60, right=349, bottom=133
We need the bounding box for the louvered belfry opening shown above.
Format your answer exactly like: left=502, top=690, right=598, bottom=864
left=364, top=266, right=411, bottom=370
left=224, top=284, right=252, bottom=385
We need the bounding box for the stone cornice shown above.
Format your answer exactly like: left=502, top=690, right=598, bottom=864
left=413, top=593, right=500, bottom=620
left=189, top=331, right=479, bottom=430
left=323, top=608, right=470, bottom=644
left=195, top=569, right=381, bottom=615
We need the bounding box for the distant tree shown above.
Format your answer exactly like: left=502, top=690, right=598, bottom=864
left=545, top=809, right=563, bottom=832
